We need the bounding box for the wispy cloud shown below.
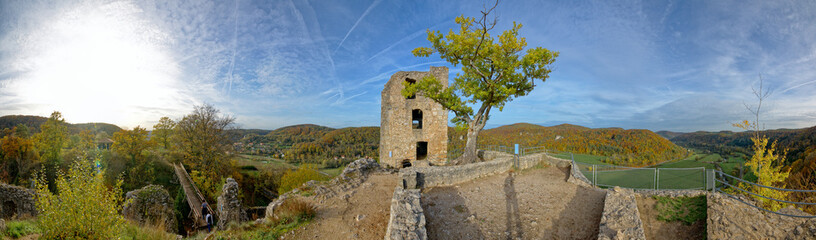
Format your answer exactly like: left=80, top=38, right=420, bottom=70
left=333, top=0, right=381, bottom=54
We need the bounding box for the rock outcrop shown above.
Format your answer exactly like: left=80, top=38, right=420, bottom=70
left=0, top=183, right=37, bottom=219
left=707, top=192, right=815, bottom=239
left=121, top=185, right=176, bottom=232
left=598, top=186, right=646, bottom=240
left=384, top=186, right=426, bottom=240
left=217, top=178, right=246, bottom=228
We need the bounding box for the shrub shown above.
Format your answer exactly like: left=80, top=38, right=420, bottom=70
left=34, top=157, right=128, bottom=239
left=120, top=222, right=177, bottom=240
left=277, top=164, right=326, bottom=195
left=272, top=198, right=316, bottom=224
left=2, top=220, right=40, bottom=238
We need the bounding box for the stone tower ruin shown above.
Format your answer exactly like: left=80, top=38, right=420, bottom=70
left=380, top=66, right=449, bottom=168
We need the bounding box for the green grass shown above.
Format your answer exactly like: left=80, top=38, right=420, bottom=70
left=120, top=223, right=177, bottom=240
left=654, top=195, right=707, bottom=225
left=200, top=198, right=316, bottom=240
left=236, top=154, right=345, bottom=178
left=1, top=220, right=40, bottom=238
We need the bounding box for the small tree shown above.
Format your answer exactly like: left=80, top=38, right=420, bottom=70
left=33, top=111, right=68, bottom=192
left=405, top=2, right=558, bottom=164
left=732, top=76, right=790, bottom=211
left=278, top=164, right=326, bottom=195
left=112, top=126, right=155, bottom=190
left=34, top=157, right=127, bottom=239
left=152, top=117, right=176, bottom=150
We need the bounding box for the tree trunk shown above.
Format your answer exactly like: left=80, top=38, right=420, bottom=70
left=456, top=126, right=481, bottom=164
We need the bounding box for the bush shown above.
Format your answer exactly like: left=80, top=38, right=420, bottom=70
left=2, top=220, right=40, bottom=238
left=272, top=198, right=316, bottom=224
left=34, top=158, right=128, bottom=239
left=277, top=164, right=326, bottom=195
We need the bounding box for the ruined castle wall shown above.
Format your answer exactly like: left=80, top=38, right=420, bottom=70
left=0, top=183, right=37, bottom=219
left=380, top=67, right=449, bottom=168
left=384, top=186, right=427, bottom=240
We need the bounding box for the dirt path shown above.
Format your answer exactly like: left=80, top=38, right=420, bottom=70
left=422, top=166, right=606, bottom=240
left=636, top=196, right=705, bottom=240
left=287, top=173, right=398, bottom=240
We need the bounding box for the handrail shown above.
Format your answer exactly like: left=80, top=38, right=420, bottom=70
left=715, top=178, right=816, bottom=205
left=716, top=189, right=816, bottom=218
left=716, top=170, right=816, bottom=193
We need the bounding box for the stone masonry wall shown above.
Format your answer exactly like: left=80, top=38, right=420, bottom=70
left=380, top=66, right=449, bottom=168
left=597, top=186, right=646, bottom=240
left=707, top=192, right=816, bottom=239
left=384, top=186, right=426, bottom=240
left=0, top=183, right=37, bottom=219
left=399, top=152, right=591, bottom=189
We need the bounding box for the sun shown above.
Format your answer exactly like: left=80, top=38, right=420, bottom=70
left=11, top=2, right=186, bottom=128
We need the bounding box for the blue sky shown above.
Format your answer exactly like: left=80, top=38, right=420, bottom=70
left=1, top=0, right=815, bottom=132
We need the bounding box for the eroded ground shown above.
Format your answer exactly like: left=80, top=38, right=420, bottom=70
left=422, top=166, right=606, bottom=240
left=287, top=173, right=399, bottom=240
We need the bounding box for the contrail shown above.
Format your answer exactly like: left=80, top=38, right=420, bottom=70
left=333, top=0, right=381, bottom=54
left=227, top=0, right=239, bottom=98
left=780, top=79, right=816, bottom=94
left=365, top=21, right=447, bottom=63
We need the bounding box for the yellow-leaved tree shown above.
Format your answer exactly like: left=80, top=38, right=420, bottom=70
left=34, top=155, right=128, bottom=239
left=732, top=76, right=790, bottom=211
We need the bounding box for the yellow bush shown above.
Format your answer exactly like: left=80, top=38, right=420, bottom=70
left=278, top=164, right=326, bottom=195
left=34, top=156, right=128, bottom=239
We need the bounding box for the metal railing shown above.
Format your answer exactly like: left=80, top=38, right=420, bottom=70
left=713, top=170, right=816, bottom=218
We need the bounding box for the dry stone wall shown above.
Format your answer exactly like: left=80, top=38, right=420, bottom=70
left=380, top=66, right=449, bottom=167
left=707, top=192, right=815, bottom=239
left=597, top=186, right=646, bottom=240
left=0, top=183, right=37, bottom=219
left=121, top=185, right=177, bottom=232
left=384, top=186, right=426, bottom=240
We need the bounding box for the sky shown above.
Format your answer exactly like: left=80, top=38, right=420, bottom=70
left=1, top=0, right=815, bottom=132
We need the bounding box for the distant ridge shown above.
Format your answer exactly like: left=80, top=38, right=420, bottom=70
left=0, top=115, right=122, bottom=135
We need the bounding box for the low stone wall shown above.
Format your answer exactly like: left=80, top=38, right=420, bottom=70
left=399, top=152, right=593, bottom=189
left=597, top=187, right=646, bottom=240
left=477, top=150, right=513, bottom=161
left=635, top=189, right=707, bottom=198
left=0, top=183, right=37, bottom=219
left=707, top=192, right=815, bottom=239
left=384, top=186, right=426, bottom=240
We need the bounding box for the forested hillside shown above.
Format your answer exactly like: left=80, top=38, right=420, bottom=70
left=667, top=126, right=816, bottom=211
left=235, top=122, right=688, bottom=167
left=233, top=125, right=378, bottom=167
left=448, top=123, right=688, bottom=166
left=0, top=115, right=123, bottom=136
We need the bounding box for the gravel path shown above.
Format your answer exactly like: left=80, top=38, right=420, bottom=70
left=421, top=166, right=607, bottom=240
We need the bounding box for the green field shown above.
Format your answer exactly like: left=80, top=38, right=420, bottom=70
left=235, top=154, right=345, bottom=178
left=551, top=151, right=746, bottom=190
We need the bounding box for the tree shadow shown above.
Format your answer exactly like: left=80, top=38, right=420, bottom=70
left=504, top=172, right=523, bottom=240
left=422, top=186, right=485, bottom=239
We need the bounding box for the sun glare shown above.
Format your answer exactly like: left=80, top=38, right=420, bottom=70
left=14, top=2, right=184, bottom=128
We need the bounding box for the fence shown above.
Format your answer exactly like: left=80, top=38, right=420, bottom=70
left=713, top=170, right=816, bottom=218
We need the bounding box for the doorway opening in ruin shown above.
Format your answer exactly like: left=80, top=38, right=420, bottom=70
left=416, top=141, right=428, bottom=160
left=2, top=200, right=16, bottom=219
left=412, top=109, right=423, bottom=129
left=402, top=159, right=412, bottom=168
left=405, top=78, right=416, bottom=99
